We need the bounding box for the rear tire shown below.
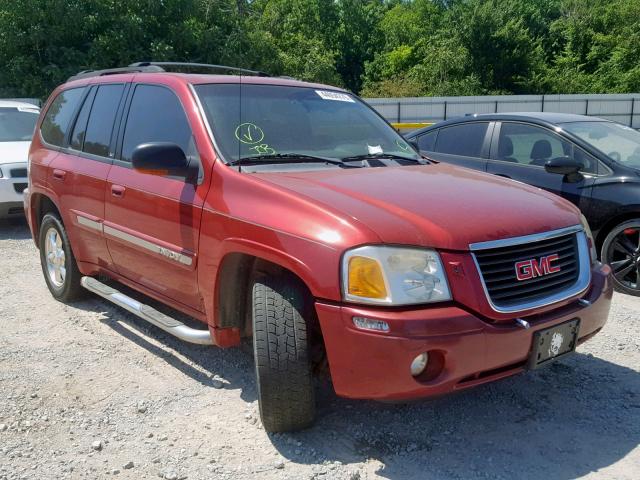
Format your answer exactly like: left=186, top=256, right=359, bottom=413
left=602, top=219, right=640, bottom=296
left=252, top=275, right=316, bottom=432
left=39, top=213, right=84, bottom=302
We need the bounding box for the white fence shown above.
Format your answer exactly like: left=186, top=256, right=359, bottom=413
left=365, top=93, right=640, bottom=128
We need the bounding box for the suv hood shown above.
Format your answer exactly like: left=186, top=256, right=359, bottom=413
left=0, top=141, right=31, bottom=165
left=257, top=163, right=581, bottom=251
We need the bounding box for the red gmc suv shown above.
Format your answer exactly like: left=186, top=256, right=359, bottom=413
left=25, top=62, right=613, bottom=432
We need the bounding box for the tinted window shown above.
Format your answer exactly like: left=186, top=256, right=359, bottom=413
left=434, top=123, right=488, bottom=157
left=417, top=130, right=437, bottom=151
left=492, top=122, right=605, bottom=172
left=0, top=107, right=39, bottom=142
left=572, top=146, right=600, bottom=174
left=69, top=88, right=96, bottom=151
left=121, top=85, right=193, bottom=162
left=194, top=83, right=418, bottom=162
left=83, top=84, right=125, bottom=157
left=41, top=88, right=84, bottom=147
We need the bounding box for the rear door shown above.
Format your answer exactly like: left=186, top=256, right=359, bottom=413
left=104, top=83, right=205, bottom=310
left=486, top=122, right=596, bottom=209
left=43, top=84, right=125, bottom=269
left=416, top=121, right=492, bottom=171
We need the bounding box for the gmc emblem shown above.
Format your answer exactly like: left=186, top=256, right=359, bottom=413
left=515, top=254, right=561, bottom=281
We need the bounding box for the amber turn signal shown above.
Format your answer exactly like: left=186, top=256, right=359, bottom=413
left=347, top=256, right=388, bottom=299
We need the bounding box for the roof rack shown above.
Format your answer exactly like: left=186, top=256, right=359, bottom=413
left=67, top=65, right=165, bottom=82
left=130, top=62, right=270, bottom=77
left=67, top=62, right=270, bottom=83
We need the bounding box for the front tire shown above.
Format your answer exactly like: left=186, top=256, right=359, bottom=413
left=39, top=213, right=84, bottom=302
left=252, top=275, right=316, bottom=432
left=602, top=219, right=640, bottom=296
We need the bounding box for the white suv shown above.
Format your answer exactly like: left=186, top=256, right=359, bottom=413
left=0, top=100, right=39, bottom=218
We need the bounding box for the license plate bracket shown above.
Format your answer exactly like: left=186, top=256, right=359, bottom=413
left=527, top=318, right=580, bottom=369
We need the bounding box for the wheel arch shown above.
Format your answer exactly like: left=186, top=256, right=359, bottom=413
left=213, top=250, right=327, bottom=369
left=29, top=192, right=62, bottom=247
left=215, top=251, right=317, bottom=335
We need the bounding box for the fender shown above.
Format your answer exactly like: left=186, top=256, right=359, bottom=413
left=25, top=184, right=62, bottom=246
left=198, top=225, right=342, bottom=332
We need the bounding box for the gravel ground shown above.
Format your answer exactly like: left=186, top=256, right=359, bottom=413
left=1, top=217, right=638, bottom=480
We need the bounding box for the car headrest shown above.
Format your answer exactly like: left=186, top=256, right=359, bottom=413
left=530, top=139, right=552, bottom=159
left=499, top=137, right=514, bottom=158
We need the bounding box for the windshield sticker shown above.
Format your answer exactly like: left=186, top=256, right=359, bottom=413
left=17, top=107, right=39, bottom=114
left=315, top=90, right=355, bottom=103
left=395, top=139, right=411, bottom=152
left=367, top=144, right=383, bottom=154
left=249, top=144, right=276, bottom=155
left=235, top=123, right=265, bottom=144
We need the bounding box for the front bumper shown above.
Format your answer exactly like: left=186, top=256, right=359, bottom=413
left=0, top=162, right=28, bottom=217
left=316, top=262, right=612, bottom=400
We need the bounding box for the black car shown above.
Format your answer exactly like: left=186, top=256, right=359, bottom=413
left=406, top=112, right=640, bottom=296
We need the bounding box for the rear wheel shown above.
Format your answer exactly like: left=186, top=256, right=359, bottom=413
left=602, top=220, right=640, bottom=296
left=39, top=213, right=84, bottom=302
left=252, top=275, right=315, bottom=432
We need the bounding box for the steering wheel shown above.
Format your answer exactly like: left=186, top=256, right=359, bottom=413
left=608, top=151, right=621, bottom=162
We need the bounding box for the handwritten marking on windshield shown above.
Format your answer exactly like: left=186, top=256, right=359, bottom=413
left=249, top=144, right=276, bottom=155
left=235, top=123, right=265, bottom=144
left=396, top=139, right=411, bottom=152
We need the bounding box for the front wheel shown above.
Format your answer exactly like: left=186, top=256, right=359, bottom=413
left=602, top=219, right=640, bottom=296
left=39, top=213, right=84, bottom=302
left=252, top=275, right=316, bottom=432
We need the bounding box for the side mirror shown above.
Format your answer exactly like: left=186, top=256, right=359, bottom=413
left=132, top=142, right=189, bottom=176
left=544, top=156, right=583, bottom=182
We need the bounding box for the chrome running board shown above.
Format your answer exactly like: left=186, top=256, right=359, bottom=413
left=81, top=277, right=213, bottom=345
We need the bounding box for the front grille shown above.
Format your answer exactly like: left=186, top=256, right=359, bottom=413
left=13, top=183, right=27, bottom=194
left=10, top=168, right=27, bottom=178
left=473, top=232, right=580, bottom=309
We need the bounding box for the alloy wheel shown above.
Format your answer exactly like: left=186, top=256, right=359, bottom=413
left=608, top=227, right=640, bottom=292
left=44, top=227, right=66, bottom=287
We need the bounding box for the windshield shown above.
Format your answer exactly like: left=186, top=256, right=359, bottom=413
left=562, top=121, right=640, bottom=169
left=0, top=107, right=39, bottom=142
left=194, top=83, right=418, bottom=164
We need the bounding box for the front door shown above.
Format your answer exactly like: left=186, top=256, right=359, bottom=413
left=104, top=83, right=207, bottom=310
left=486, top=122, right=596, bottom=210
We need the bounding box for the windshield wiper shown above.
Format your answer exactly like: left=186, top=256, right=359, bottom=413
left=340, top=153, right=426, bottom=164
left=229, top=153, right=361, bottom=168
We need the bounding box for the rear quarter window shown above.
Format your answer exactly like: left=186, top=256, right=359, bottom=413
left=40, top=87, right=85, bottom=147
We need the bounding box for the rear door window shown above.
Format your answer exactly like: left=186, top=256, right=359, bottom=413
left=41, top=87, right=85, bottom=147
left=434, top=123, right=489, bottom=157
left=82, top=84, right=125, bottom=157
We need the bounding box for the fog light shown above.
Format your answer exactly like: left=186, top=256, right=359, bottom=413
left=410, top=352, right=429, bottom=376
left=352, top=316, right=389, bottom=332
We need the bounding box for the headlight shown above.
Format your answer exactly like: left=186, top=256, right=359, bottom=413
left=342, top=245, right=451, bottom=305
left=580, top=214, right=598, bottom=263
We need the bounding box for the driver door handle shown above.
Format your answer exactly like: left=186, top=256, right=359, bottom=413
left=111, top=185, right=126, bottom=198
